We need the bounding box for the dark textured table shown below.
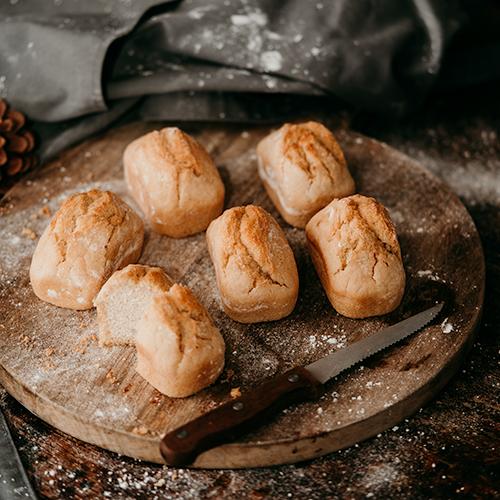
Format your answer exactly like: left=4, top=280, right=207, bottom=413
left=1, top=86, right=499, bottom=499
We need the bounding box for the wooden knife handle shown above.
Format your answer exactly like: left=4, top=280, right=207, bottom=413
left=160, top=367, right=323, bottom=466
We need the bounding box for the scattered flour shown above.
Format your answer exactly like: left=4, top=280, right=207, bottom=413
left=0, top=127, right=469, bottom=476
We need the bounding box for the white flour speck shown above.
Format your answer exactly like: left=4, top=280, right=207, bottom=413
left=230, top=12, right=267, bottom=27
left=416, top=269, right=443, bottom=282
left=263, top=75, right=278, bottom=89
left=441, top=318, right=454, bottom=334
left=0, top=75, right=6, bottom=95
left=260, top=51, right=283, bottom=72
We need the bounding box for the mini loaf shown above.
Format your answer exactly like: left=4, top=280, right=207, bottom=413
left=123, top=127, right=225, bottom=238
left=305, top=194, right=405, bottom=318
left=94, top=264, right=174, bottom=346
left=136, top=285, right=225, bottom=398
left=30, top=189, right=144, bottom=310
left=95, top=264, right=225, bottom=397
left=206, top=205, right=299, bottom=323
left=256, top=121, right=355, bottom=228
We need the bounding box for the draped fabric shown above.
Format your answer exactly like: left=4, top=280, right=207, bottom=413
left=0, top=0, right=496, bottom=161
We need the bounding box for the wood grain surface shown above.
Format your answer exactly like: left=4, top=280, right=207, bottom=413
left=0, top=122, right=484, bottom=468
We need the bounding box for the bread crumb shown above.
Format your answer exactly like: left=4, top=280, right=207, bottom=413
left=29, top=205, right=51, bottom=221
left=106, top=370, right=118, bottom=384
left=230, top=387, right=241, bottom=398
left=45, top=347, right=55, bottom=357
left=44, top=359, right=56, bottom=370
left=132, top=425, right=149, bottom=436
left=21, top=227, right=37, bottom=240
left=122, top=384, right=132, bottom=394
left=75, top=335, right=90, bottom=354
left=20, top=334, right=35, bottom=350
left=40, top=205, right=51, bottom=217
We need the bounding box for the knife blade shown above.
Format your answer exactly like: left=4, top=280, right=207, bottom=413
left=0, top=408, right=38, bottom=499
left=305, top=303, right=444, bottom=383
left=160, top=303, right=444, bottom=466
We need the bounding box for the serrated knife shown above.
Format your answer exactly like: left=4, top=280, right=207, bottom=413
left=161, top=303, right=444, bottom=466
left=0, top=408, right=38, bottom=499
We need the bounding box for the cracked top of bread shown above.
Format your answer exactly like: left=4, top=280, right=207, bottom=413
left=282, top=121, right=347, bottom=173
left=30, top=189, right=144, bottom=310
left=136, top=284, right=225, bottom=398
left=106, top=264, right=174, bottom=289
left=256, top=121, right=355, bottom=227
left=123, top=127, right=224, bottom=237
left=305, top=194, right=405, bottom=318
left=206, top=205, right=299, bottom=321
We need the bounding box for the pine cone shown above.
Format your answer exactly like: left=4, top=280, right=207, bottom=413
left=0, top=98, right=37, bottom=192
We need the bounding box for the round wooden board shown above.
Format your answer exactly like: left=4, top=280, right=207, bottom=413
left=0, top=123, right=484, bottom=469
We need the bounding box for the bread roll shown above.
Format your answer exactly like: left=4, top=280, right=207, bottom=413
left=206, top=205, right=299, bottom=323
left=94, top=264, right=174, bottom=346
left=305, top=194, right=405, bottom=318
left=95, top=264, right=225, bottom=398
left=30, top=189, right=144, bottom=310
left=136, top=285, right=225, bottom=398
left=124, top=127, right=225, bottom=238
left=257, top=121, right=355, bottom=228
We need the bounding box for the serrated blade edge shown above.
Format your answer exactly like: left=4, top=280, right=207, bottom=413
left=305, top=303, right=444, bottom=384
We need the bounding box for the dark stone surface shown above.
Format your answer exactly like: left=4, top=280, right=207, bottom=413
left=1, top=85, right=499, bottom=498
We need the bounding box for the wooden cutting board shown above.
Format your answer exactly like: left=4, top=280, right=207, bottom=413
left=0, top=122, right=484, bottom=468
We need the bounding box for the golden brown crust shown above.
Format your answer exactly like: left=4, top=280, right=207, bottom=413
left=123, top=127, right=224, bottom=238
left=256, top=121, right=355, bottom=228
left=206, top=205, right=299, bottom=323
left=114, top=264, right=174, bottom=289
left=30, top=190, right=144, bottom=310
left=282, top=122, right=347, bottom=178
left=305, top=194, right=405, bottom=318
left=135, top=285, right=225, bottom=398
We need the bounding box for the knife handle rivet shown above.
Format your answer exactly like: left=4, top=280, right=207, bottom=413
left=176, top=429, right=188, bottom=439
left=288, top=373, right=299, bottom=383
left=232, top=401, right=244, bottom=411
